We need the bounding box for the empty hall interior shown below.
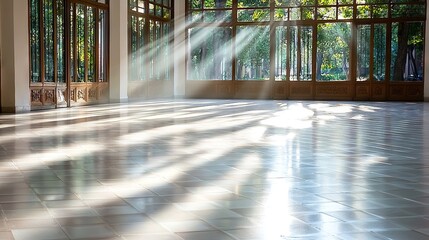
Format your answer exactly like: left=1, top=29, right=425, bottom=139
left=1, top=0, right=429, bottom=239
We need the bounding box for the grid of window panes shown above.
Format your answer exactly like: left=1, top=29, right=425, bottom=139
left=188, top=0, right=233, bottom=23
left=30, top=0, right=109, bottom=85
left=70, top=1, right=108, bottom=83
left=186, top=0, right=426, bottom=82
left=129, top=0, right=172, bottom=82
left=30, top=0, right=65, bottom=83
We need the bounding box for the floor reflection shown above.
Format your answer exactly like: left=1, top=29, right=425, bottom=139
left=0, top=99, right=428, bottom=240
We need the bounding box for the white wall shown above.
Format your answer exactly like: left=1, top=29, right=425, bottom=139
left=173, top=0, right=186, bottom=97
left=109, top=0, right=128, bottom=102
left=0, top=0, right=30, bottom=112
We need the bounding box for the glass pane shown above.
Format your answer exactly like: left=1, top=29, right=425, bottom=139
left=70, top=4, right=74, bottom=81
left=290, top=8, right=300, bottom=20
left=203, top=10, right=232, bottom=22
left=129, top=0, right=137, bottom=11
left=138, top=17, right=145, bottom=81
left=76, top=4, right=85, bottom=82
left=236, top=26, right=270, bottom=80
left=299, top=26, right=313, bottom=81
left=302, top=7, right=315, bottom=20
left=44, top=0, right=54, bottom=82
left=88, top=7, right=95, bottom=82
left=338, top=6, right=353, bottom=19
left=188, top=27, right=232, bottom=80
left=276, top=0, right=315, bottom=7
left=391, top=4, right=425, bottom=18
left=274, top=8, right=288, bottom=20
left=290, top=26, right=313, bottom=81
left=162, top=22, right=170, bottom=80
left=204, top=0, right=232, bottom=8
left=129, top=16, right=138, bottom=81
left=316, top=23, right=351, bottom=82
left=372, top=4, right=387, bottom=18
left=237, top=0, right=269, bottom=8
left=189, top=0, right=202, bottom=9
left=275, top=26, right=287, bottom=81
left=57, top=0, right=65, bottom=83
left=373, top=24, right=386, bottom=81
left=357, top=25, right=370, bottom=81
left=238, top=9, right=270, bottom=22
left=357, top=5, right=370, bottom=18
left=317, top=7, right=336, bottom=20
left=99, top=9, right=108, bottom=82
left=30, top=0, right=41, bottom=83
left=149, top=20, right=161, bottom=80
left=390, top=22, right=424, bottom=81
left=318, top=0, right=336, bottom=5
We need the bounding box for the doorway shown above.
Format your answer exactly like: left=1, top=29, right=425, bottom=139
left=29, top=0, right=109, bottom=110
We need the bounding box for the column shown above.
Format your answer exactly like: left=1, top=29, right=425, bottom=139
left=0, top=0, right=31, bottom=113
left=425, top=4, right=429, bottom=101
left=173, top=0, right=186, bottom=97
left=109, top=0, right=128, bottom=102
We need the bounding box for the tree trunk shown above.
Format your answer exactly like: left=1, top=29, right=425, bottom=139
left=393, top=22, right=409, bottom=81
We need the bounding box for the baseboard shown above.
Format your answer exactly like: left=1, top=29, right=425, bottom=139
left=424, top=97, right=429, bottom=102
left=109, top=98, right=129, bottom=103
left=1, top=106, right=31, bottom=113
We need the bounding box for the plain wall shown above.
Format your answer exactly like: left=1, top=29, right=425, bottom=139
left=0, top=0, right=30, bottom=112
left=173, top=0, right=186, bottom=97
left=109, top=0, right=128, bottom=102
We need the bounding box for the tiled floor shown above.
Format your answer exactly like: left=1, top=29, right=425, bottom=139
left=0, top=99, right=429, bottom=240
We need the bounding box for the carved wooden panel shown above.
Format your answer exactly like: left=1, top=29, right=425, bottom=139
left=70, top=88, right=77, bottom=102
left=88, top=88, right=97, bottom=101
left=44, top=89, right=55, bottom=104
left=31, top=89, right=42, bottom=104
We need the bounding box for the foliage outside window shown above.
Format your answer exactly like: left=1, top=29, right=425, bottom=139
left=128, top=0, right=172, bottom=82
left=30, top=0, right=65, bottom=84
left=30, top=0, right=109, bottom=85
left=316, top=23, right=351, bottom=82
left=236, top=26, right=270, bottom=80
left=188, top=27, right=233, bottom=80
left=70, top=3, right=108, bottom=83
left=390, top=22, right=424, bottom=81
left=186, top=0, right=426, bottom=82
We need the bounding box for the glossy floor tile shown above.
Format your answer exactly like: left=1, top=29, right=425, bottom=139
left=1, top=99, right=429, bottom=240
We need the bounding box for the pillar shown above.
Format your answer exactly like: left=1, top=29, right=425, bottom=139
left=173, top=0, right=186, bottom=97
left=109, top=0, right=128, bottom=102
left=0, top=0, right=31, bottom=113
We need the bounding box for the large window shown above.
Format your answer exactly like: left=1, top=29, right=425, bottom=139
left=275, top=26, right=313, bottom=81
left=128, top=0, right=172, bottom=82
left=236, top=26, right=270, bottom=80
left=188, top=27, right=233, bottom=80
left=390, top=22, right=424, bottom=82
left=29, top=0, right=109, bottom=108
left=30, top=0, right=65, bottom=84
left=316, top=23, right=351, bottom=82
left=186, top=0, right=426, bottom=84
